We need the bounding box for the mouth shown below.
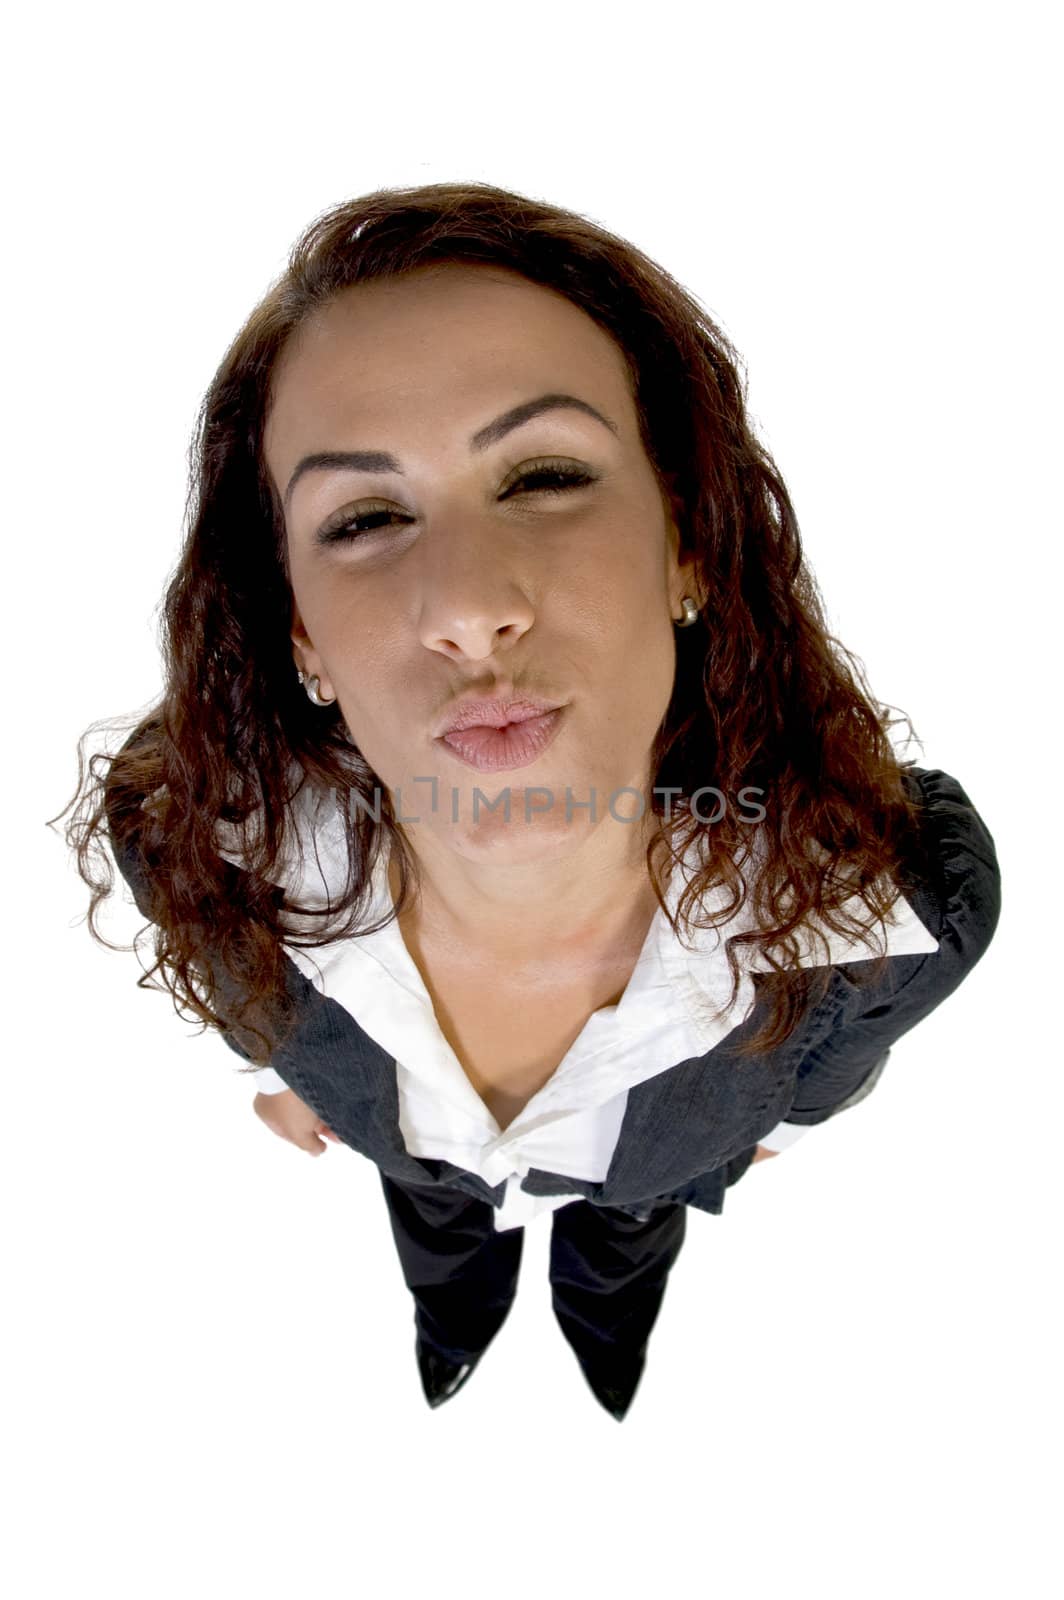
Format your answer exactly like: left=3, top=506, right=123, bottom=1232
left=434, top=696, right=565, bottom=737
left=433, top=706, right=567, bottom=773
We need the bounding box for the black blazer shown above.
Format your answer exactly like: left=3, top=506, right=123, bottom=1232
left=109, top=763, right=1001, bottom=1223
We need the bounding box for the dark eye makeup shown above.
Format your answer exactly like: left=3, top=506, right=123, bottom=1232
left=313, top=460, right=597, bottom=547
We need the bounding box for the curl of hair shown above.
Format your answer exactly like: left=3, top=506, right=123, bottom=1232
left=49, top=180, right=935, bottom=1074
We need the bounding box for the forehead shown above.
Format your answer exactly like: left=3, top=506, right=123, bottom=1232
left=264, top=265, right=635, bottom=466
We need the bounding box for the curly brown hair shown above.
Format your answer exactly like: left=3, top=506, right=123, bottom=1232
left=49, top=179, right=935, bottom=1075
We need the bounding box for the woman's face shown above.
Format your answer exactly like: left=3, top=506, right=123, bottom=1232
left=263, top=263, right=701, bottom=864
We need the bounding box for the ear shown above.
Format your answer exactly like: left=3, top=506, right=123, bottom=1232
left=663, top=518, right=706, bottom=619
left=674, top=548, right=706, bottom=606
left=658, top=475, right=705, bottom=613
left=290, top=601, right=336, bottom=699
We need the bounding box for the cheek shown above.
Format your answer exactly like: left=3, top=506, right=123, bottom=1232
left=312, top=589, right=400, bottom=676
left=558, top=540, right=665, bottom=640
left=613, top=612, right=678, bottom=723
left=599, top=568, right=674, bottom=655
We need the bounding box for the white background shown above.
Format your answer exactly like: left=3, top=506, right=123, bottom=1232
left=8, top=2, right=1059, bottom=1596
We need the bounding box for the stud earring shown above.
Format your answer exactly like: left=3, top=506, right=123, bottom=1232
left=296, top=668, right=337, bottom=707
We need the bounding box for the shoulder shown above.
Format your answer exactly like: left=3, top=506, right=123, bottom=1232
left=896, top=764, right=1001, bottom=967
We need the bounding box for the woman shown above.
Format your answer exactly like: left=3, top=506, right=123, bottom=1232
left=56, top=181, right=1001, bottom=1421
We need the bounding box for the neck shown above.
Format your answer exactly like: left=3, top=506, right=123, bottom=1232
left=386, top=814, right=676, bottom=974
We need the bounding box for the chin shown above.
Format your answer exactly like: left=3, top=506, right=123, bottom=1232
left=422, top=798, right=601, bottom=859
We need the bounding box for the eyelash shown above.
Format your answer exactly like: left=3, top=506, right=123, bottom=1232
left=316, top=461, right=597, bottom=545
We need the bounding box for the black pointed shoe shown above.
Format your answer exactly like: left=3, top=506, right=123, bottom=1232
left=579, top=1352, right=646, bottom=1421
left=416, top=1338, right=483, bottom=1409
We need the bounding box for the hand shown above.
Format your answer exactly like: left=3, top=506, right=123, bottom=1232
left=253, top=1088, right=338, bottom=1156
left=749, top=1144, right=780, bottom=1164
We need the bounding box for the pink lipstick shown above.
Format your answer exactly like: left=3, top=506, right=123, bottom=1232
left=435, top=706, right=566, bottom=773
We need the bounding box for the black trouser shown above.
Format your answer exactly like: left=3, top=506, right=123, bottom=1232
left=378, top=1171, right=687, bottom=1376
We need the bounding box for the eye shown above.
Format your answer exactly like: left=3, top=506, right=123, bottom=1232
left=499, top=461, right=597, bottom=499
left=315, top=459, right=597, bottom=546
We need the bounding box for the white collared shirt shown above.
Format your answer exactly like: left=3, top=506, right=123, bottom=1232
left=230, top=786, right=939, bottom=1230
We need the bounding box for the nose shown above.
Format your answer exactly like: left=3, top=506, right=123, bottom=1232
left=414, top=517, right=535, bottom=662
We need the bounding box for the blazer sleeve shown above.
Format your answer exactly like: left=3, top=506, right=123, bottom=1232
left=782, top=766, right=1002, bottom=1126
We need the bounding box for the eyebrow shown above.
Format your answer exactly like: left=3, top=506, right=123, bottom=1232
left=281, top=392, right=619, bottom=513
